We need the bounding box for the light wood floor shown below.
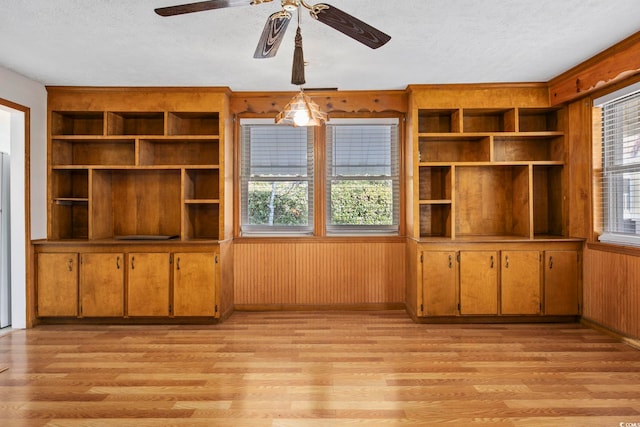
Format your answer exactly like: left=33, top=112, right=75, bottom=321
left=1, top=311, right=640, bottom=426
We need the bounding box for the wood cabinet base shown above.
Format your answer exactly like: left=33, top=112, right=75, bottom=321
left=33, top=240, right=234, bottom=324
left=409, top=239, right=583, bottom=323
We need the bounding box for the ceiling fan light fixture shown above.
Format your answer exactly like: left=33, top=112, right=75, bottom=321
left=275, top=89, right=328, bottom=127
left=281, top=0, right=298, bottom=12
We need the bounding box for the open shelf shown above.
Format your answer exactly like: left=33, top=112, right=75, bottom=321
left=51, top=201, right=88, bottom=240
left=185, top=169, right=220, bottom=200
left=419, top=203, right=452, bottom=238
left=455, top=165, right=530, bottom=238
left=419, top=136, right=490, bottom=162
left=168, top=112, right=219, bottom=136
left=518, top=108, right=563, bottom=132
left=51, top=168, right=90, bottom=240
left=419, top=166, right=451, bottom=200
left=185, top=203, right=220, bottom=240
left=107, top=112, right=164, bottom=136
left=139, top=139, right=219, bottom=166
left=51, top=111, right=104, bottom=136
left=493, top=135, right=564, bottom=162
left=90, top=169, right=181, bottom=239
left=52, top=169, right=88, bottom=199
left=418, top=109, right=460, bottom=133
left=463, top=108, right=516, bottom=133
left=533, top=165, right=564, bottom=237
left=52, top=139, right=135, bottom=166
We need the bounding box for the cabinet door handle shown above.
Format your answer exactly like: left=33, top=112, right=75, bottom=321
left=490, top=255, right=494, bottom=269
left=67, top=258, right=73, bottom=272
left=505, top=255, right=509, bottom=269
left=131, top=256, right=135, bottom=270
left=549, top=256, right=553, bottom=269
left=116, top=256, right=120, bottom=270
left=176, top=257, right=181, bottom=270
left=448, top=254, right=452, bottom=268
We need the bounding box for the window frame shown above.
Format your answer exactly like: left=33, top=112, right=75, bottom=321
left=324, top=118, right=401, bottom=235
left=239, top=118, right=315, bottom=236
left=594, top=82, right=640, bottom=247
left=235, top=113, right=405, bottom=239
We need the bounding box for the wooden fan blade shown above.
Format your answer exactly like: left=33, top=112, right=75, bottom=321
left=254, top=11, right=291, bottom=59
left=312, top=4, right=391, bottom=49
left=155, top=0, right=253, bottom=17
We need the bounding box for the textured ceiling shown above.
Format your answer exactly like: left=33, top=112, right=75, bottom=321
left=0, top=0, right=639, bottom=92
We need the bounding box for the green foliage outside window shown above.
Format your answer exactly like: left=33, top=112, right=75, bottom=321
left=330, top=180, right=393, bottom=225
left=247, top=181, right=309, bottom=226
left=247, top=180, right=392, bottom=226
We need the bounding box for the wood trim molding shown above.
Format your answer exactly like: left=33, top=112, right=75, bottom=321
left=581, top=317, right=640, bottom=351
left=230, top=90, right=408, bottom=115
left=234, top=303, right=406, bottom=312
left=549, top=31, right=640, bottom=106
left=586, top=241, right=640, bottom=258
left=0, top=97, right=33, bottom=327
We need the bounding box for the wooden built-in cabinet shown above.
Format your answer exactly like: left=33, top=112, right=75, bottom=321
left=35, top=245, right=221, bottom=320
left=127, top=253, right=171, bottom=317
left=173, top=252, right=218, bottom=317
left=80, top=253, right=124, bottom=317
left=459, top=251, right=499, bottom=315
left=500, top=250, right=541, bottom=315
left=414, top=242, right=581, bottom=320
left=36, top=253, right=78, bottom=317
left=35, top=85, right=584, bottom=325
left=407, top=85, right=582, bottom=322
left=36, top=88, right=233, bottom=323
left=544, top=250, right=579, bottom=315
left=420, top=251, right=457, bottom=316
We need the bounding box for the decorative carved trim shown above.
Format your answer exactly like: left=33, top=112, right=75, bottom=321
left=230, top=90, right=408, bottom=115
left=549, top=31, right=640, bottom=105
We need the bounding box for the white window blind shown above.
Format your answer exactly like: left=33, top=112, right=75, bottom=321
left=596, top=87, right=640, bottom=246
left=240, top=120, right=314, bottom=234
left=326, top=118, right=400, bottom=234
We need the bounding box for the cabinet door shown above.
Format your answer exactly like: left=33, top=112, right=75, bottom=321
left=501, top=251, right=541, bottom=315
left=37, top=253, right=78, bottom=317
left=459, top=251, right=498, bottom=315
left=173, top=252, right=217, bottom=316
left=80, top=253, right=124, bottom=317
left=544, top=250, right=579, bottom=315
left=127, top=253, right=170, bottom=316
left=421, top=251, right=457, bottom=316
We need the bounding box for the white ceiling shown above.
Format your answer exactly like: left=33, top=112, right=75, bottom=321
left=1, top=0, right=639, bottom=92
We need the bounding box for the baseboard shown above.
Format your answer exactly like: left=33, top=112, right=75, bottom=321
left=581, top=317, right=640, bottom=350
left=233, top=303, right=407, bottom=312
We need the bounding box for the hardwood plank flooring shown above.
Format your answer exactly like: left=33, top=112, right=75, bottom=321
left=1, top=311, right=640, bottom=426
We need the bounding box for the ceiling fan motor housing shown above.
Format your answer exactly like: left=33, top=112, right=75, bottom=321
left=281, top=0, right=298, bottom=12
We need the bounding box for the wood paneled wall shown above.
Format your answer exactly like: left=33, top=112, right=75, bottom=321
left=233, top=240, right=406, bottom=308
left=583, top=245, right=640, bottom=341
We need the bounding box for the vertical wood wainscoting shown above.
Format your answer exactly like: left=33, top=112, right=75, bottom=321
left=583, top=244, right=640, bottom=343
left=234, top=240, right=406, bottom=309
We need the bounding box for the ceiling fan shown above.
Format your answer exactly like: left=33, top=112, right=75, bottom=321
left=154, top=0, right=391, bottom=61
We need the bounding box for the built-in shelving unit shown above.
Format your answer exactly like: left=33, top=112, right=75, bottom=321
left=49, top=110, right=222, bottom=241
left=406, top=85, right=581, bottom=323
left=414, top=105, right=566, bottom=240
left=37, top=88, right=234, bottom=323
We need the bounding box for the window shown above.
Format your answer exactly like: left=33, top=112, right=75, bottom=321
left=240, top=120, right=314, bottom=234
left=595, top=84, right=640, bottom=246
left=326, top=118, right=400, bottom=234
